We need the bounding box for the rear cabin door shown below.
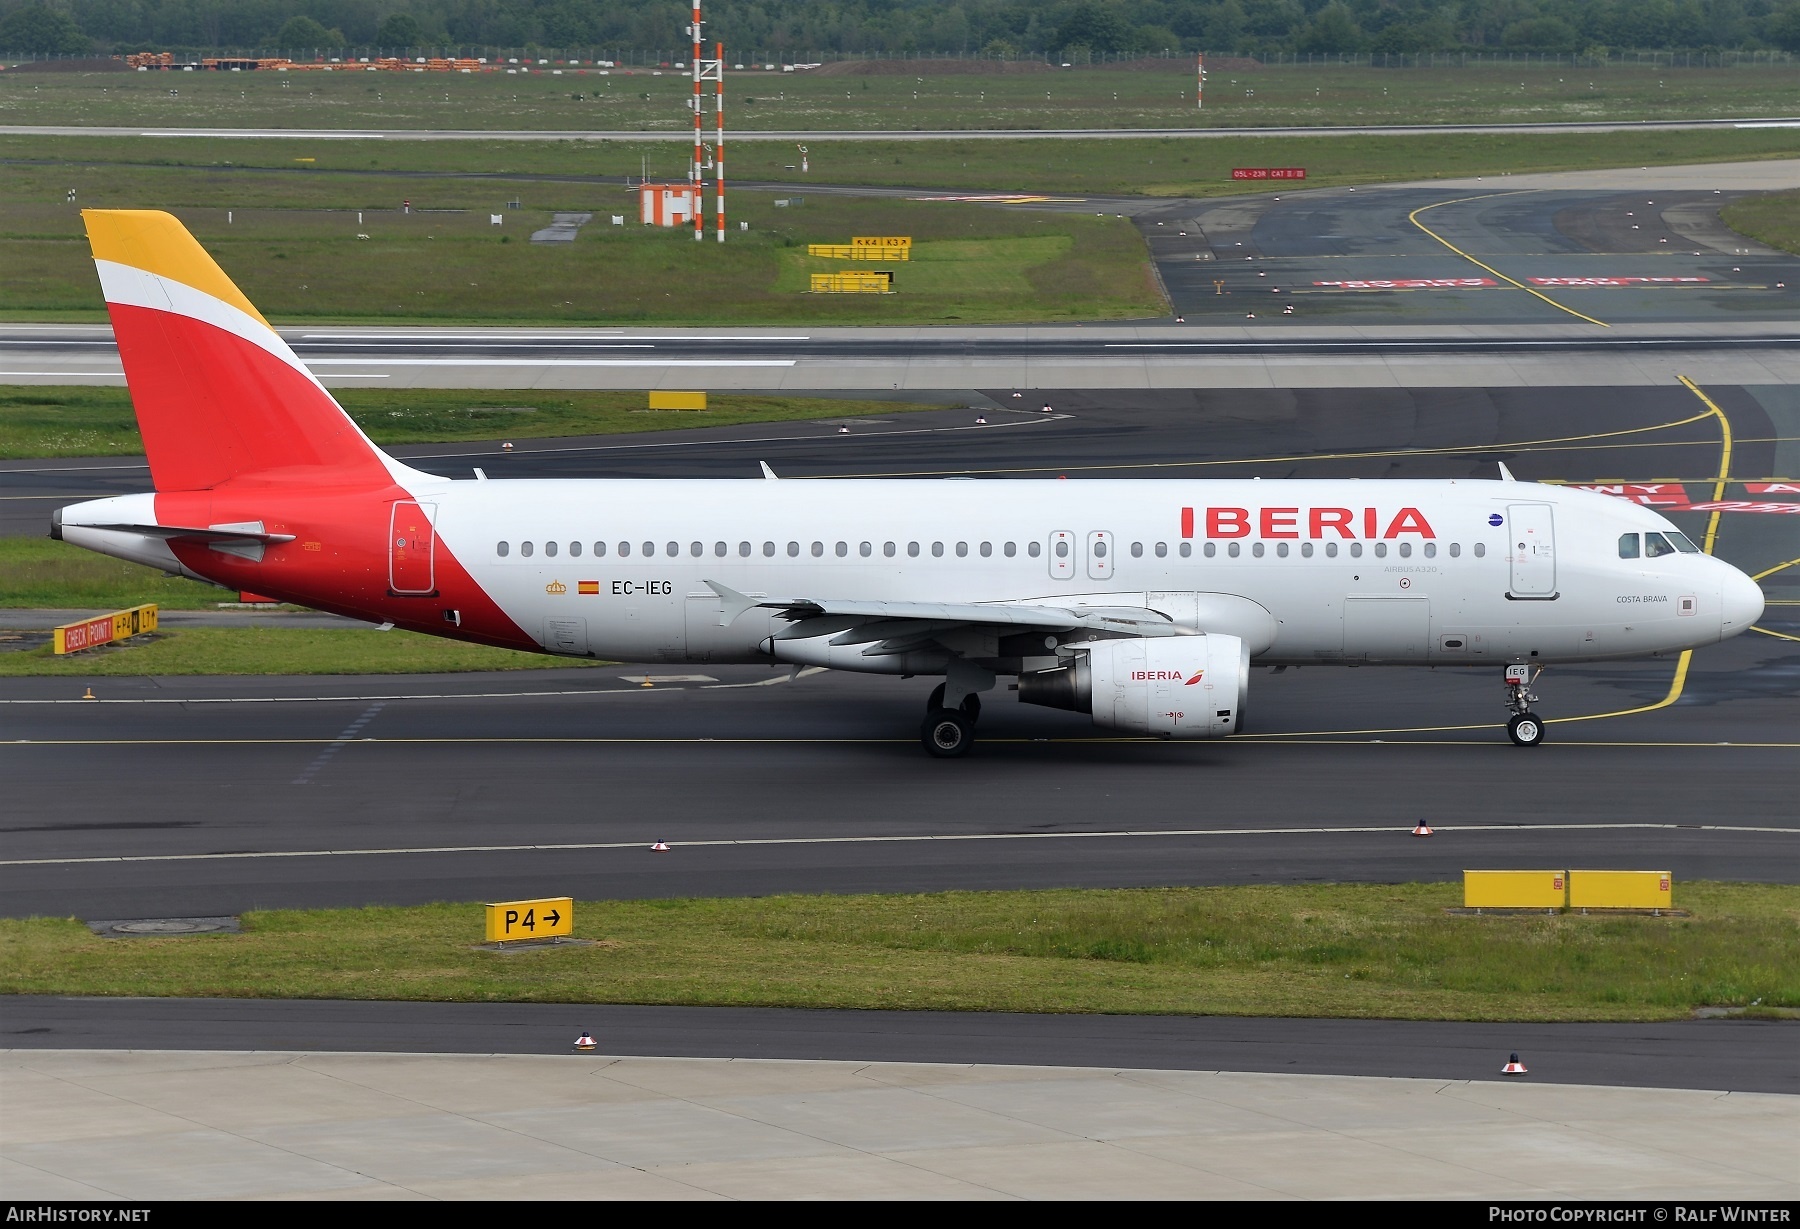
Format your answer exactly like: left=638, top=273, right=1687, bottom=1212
left=389, top=501, right=437, bottom=595
left=1507, top=503, right=1557, bottom=598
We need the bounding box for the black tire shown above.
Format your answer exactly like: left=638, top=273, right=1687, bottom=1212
left=921, top=709, right=975, bottom=758
left=1507, top=712, right=1545, bottom=747
left=926, top=684, right=981, bottom=721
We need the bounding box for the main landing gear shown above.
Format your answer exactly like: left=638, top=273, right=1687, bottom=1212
left=921, top=682, right=982, bottom=759
left=1504, top=664, right=1545, bottom=747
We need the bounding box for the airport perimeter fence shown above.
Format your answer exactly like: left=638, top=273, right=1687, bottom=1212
left=6, top=47, right=1799, bottom=71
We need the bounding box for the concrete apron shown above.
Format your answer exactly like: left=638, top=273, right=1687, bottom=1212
left=4, top=1049, right=1795, bottom=1199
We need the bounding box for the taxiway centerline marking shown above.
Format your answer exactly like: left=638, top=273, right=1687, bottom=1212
left=1407, top=192, right=1610, bottom=328
left=4, top=821, right=1792, bottom=869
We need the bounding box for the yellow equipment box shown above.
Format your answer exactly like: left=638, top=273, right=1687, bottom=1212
left=807, top=243, right=909, bottom=261
left=811, top=271, right=894, bottom=294
left=648, top=391, right=706, bottom=410
left=1569, top=871, right=1672, bottom=910
left=484, top=897, right=573, bottom=942
left=1463, top=870, right=1567, bottom=910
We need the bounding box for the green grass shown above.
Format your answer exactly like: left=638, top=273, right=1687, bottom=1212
left=0, top=177, right=1162, bottom=324
left=0, top=385, right=941, bottom=458
left=0, top=625, right=582, bottom=674
left=0, top=537, right=225, bottom=609
left=3, top=61, right=1799, bottom=132
left=1722, top=189, right=1800, bottom=254
left=4, top=883, right=1795, bottom=1020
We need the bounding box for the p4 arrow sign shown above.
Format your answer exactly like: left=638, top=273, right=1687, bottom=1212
left=484, top=897, right=575, bottom=943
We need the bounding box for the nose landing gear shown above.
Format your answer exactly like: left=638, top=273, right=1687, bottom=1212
left=1504, top=664, right=1545, bottom=747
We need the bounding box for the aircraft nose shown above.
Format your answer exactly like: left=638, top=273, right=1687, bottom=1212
left=1720, top=568, right=1765, bottom=637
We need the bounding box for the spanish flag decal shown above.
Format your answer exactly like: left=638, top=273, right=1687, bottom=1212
left=578, top=580, right=600, bottom=595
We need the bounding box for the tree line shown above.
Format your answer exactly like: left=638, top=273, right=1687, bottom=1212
left=6, top=0, right=1800, bottom=58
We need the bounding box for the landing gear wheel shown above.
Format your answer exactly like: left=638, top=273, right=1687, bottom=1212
left=1507, top=712, right=1545, bottom=747
left=921, top=709, right=976, bottom=758
left=926, top=684, right=981, bottom=721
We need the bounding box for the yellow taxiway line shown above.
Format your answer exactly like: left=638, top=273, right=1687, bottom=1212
left=1407, top=192, right=1610, bottom=327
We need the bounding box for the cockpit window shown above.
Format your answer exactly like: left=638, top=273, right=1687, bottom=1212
left=1643, top=532, right=1677, bottom=558
left=1666, top=531, right=1700, bottom=553
left=1618, top=533, right=1639, bottom=559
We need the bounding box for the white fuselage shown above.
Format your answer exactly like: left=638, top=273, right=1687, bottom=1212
left=393, top=477, right=1761, bottom=669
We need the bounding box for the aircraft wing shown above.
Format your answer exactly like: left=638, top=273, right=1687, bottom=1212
left=704, top=581, right=1183, bottom=638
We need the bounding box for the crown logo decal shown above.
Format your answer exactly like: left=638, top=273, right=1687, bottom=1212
left=545, top=580, right=567, bottom=595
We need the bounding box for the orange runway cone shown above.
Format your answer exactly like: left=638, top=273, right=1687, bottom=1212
left=82, top=687, right=96, bottom=700
left=574, top=1031, right=597, bottom=1051
left=1412, top=820, right=1433, bottom=837
left=651, top=840, right=670, bottom=852
left=1502, top=1053, right=1528, bottom=1075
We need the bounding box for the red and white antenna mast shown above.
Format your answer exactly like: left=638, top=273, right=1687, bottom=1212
left=690, top=0, right=704, bottom=241
left=714, top=40, right=725, bottom=243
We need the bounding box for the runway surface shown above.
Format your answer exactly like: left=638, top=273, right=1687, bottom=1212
left=6, top=998, right=1792, bottom=1093
left=4, top=118, right=1798, bottom=140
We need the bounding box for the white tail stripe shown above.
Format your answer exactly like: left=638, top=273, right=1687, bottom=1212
left=95, top=259, right=295, bottom=369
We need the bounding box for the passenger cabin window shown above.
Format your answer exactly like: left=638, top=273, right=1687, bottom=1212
left=595, top=541, right=608, bottom=557
left=570, top=541, right=582, bottom=558
left=1398, top=542, right=1411, bottom=558
left=545, top=541, right=557, bottom=557
left=1644, top=532, right=1678, bottom=558
left=932, top=542, right=944, bottom=557
left=666, top=541, right=678, bottom=558
left=1619, top=533, right=1640, bottom=559
left=908, top=542, right=921, bottom=557
left=1028, top=542, right=1041, bottom=558
left=860, top=542, right=872, bottom=557
left=738, top=541, right=751, bottom=557
left=1326, top=542, right=1338, bottom=558
left=836, top=542, right=849, bottom=557
left=1131, top=542, right=1144, bottom=558
left=1373, top=543, right=1387, bottom=558
left=811, top=541, right=824, bottom=557
left=691, top=542, right=703, bottom=558
left=1004, top=542, right=1017, bottom=558
left=955, top=542, right=968, bottom=557
left=1423, top=543, right=1435, bottom=558
left=1474, top=542, right=1486, bottom=558
left=763, top=541, right=775, bottom=557
left=980, top=542, right=992, bottom=557
left=1276, top=542, right=1289, bottom=558
left=1449, top=543, right=1460, bottom=558
left=1349, top=543, right=1363, bottom=558
left=1251, top=542, right=1263, bottom=558
left=1228, top=542, right=1240, bottom=558
left=885, top=542, right=897, bottom=557
left=1179, top=542, right=1191, bottom=558
left=1155, top=542, right=1167, bottom=558
left=643, top=541, right=655, bottom=557
left=715, top=542, right=727, bottom=557
left=1203, top=542, right=1215, bottom=558
left=1301, top=542, right=1313, bottom=558
left=788, top=541, right=800, bottom=557
left=496, top=541, right=509, bottom=557
left=617, top=541, right=631, bottom=557
left=521, top=541, right=534, bottom=558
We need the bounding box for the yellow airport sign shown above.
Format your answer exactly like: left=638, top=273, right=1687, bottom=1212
left=648, top=390, right=707, bottom=410
left=1569, top=871, right=1672, bottom=911
left=852, top=235, right=911, bottom=250
left=53, top=604, right=158, bottom=654
left=484, top=897, right=573, bottom=942
left=1463, top=870, right=1566, bottom=910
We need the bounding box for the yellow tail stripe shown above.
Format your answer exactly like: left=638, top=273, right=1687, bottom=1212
left=82, top=209, right=270, bottom=330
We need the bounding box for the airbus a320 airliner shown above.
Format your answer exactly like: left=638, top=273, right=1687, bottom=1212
left=54, top=211, right=1764, bottom=756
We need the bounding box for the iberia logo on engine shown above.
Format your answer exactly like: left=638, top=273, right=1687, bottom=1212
left=1130, top=670, right=1205, bottom=684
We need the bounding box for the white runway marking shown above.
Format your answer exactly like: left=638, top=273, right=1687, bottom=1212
left=4, top=821, right=1791, bottom=869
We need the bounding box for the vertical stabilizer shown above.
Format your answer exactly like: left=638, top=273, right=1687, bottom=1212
left=85, top=209, right=395, bottom=492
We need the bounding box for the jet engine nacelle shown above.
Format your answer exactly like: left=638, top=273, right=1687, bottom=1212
left=1018, top=634, right=1248, bottom=738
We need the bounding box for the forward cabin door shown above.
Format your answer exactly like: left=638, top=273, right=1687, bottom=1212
left=389, top=501, right=437, bottom=595
left=1507, top=503, right=1557, bottom=598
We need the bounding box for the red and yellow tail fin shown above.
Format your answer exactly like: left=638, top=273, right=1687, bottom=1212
left=85, top=209, right=393, bottom=492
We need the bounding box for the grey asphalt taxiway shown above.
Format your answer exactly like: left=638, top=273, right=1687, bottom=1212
left=3, top=378, right=1796, bottom=921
